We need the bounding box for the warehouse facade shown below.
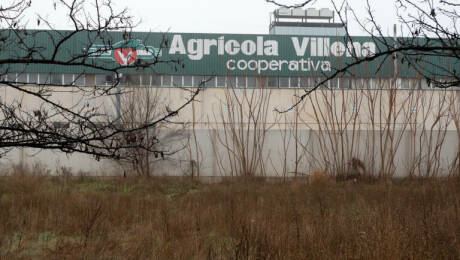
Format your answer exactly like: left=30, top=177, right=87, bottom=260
left=0, top=9, right=458, bottom=177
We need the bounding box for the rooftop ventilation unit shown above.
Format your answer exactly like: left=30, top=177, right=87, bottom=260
left=291, top=8, right=305, bottom=17
left=277, top=8, right=291, bottom=16
left=319, top=8, right=334, bottom=18
left=306, top=8, right=320, bottom=17
left=274, top=8, right=334, bottom=21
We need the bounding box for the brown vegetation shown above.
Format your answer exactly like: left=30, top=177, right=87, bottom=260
left=308, top=169, right=331, bottom=185
left=303, top=80, right=459, bottom=179
left=1, top=173, right=459, bottom=259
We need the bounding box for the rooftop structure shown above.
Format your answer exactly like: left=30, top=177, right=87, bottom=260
left=269, top=8, right=346, bottom=36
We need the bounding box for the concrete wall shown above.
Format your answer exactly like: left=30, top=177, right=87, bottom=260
left=1, top=85, right=459, bottom=177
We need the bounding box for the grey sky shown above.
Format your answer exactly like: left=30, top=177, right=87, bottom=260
left=25, top=0, right=403, bottom=36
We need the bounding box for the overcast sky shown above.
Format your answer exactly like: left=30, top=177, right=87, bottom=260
left=25, top=0, right=404, bottom=36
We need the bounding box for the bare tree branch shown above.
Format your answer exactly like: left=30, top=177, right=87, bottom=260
left=271, top=0, right=459, bottom=113
left=0, top=0, right=201, bottom=160
left=266, top=0, right=317, bottom=8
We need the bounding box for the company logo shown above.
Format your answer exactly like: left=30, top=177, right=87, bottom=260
left=89, top=40, right=161, bottom=66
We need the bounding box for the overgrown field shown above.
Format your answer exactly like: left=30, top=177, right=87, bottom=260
left=0, top=175, right=459, bottom=259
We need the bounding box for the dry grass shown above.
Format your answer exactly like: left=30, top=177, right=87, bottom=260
left=0, top=174, right=459, bottom=259
left=309, top=169, right=331, bottom=185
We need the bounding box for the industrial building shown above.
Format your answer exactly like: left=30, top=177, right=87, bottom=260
left=0, top=8, right=458, bottom=177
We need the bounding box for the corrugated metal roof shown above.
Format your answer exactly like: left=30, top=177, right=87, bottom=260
left=0, top=30, right=456, bottom=79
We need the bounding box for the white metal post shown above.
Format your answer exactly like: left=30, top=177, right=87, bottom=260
left=116, top=73, right=122, bottom=124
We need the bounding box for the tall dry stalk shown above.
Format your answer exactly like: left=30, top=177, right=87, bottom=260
left=211, top=78, right=273, bottom=177
left=301, top=77, right=458, bottom=178
left=187, top=101, right=203, bottom=179
left=271, top=88, right=308, bottom=180
left=270, top=112, right=293, bottom=180
left=449, top=91, right=460, bottom=176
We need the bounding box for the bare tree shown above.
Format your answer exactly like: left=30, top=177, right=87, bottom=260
left=0, top=0, right=201, bottom=160
left=115, top=86, right=190, bottom=176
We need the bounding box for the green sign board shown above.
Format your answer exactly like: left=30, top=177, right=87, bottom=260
left=0, top=30, right=456, bottom=79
